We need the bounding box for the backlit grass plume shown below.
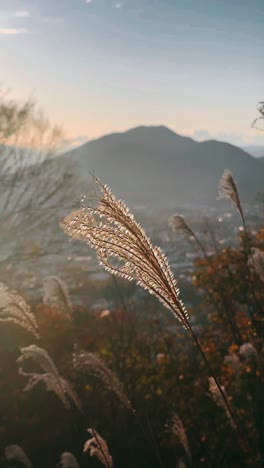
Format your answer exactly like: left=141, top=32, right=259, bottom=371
left=5, top=444, right=32, bottom=468
left=218, top=170, right=244, bottom=223
left=17, top=344, right=81, bottom=411
left=208, top=377, right=235, bottom=429
left=61, top=178, right=238, bottom=431
left=250, top=248, right=264, bottom=282
left=0, top=283, right=39, bottom=338
left=59, top=452, right=80, bottom=468
left=168, top=214, right=208, bottom=258
left=61, top=179, right=188, bottom=325
left=43, top=276, right=72, bottom=318
left=168, top=214, right=194, bottom=238
left=73, top=349, right=132, bottom=409
left=165, top=413, right=191, bottom=461
left=83, top=428, right=114, bottom=468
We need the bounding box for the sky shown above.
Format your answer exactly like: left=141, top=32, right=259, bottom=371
left=0, top=0, right=264, bottom=146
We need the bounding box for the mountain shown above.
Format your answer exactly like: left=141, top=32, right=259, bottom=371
left=242, top=145, right=264, bottom=158
left=61, top=126, right=264, bottom=207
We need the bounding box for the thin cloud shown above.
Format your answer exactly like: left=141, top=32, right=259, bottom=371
left=15, top=10, right=30, bottom=17
left=85, top=0, right=93, bottom=3
left=115, top=3, right=122, bottom=8
left=0, top=28, right=28, bottom=35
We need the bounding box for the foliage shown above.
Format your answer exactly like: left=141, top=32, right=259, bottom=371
left=0, top=170, right=263, bottom=467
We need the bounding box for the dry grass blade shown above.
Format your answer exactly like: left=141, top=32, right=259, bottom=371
left=218, top=170, right=243, bottom=220
left=83, top=428, right=114, bottom=468
left=5, top=444, right=32, bottom=468
left=165, top=413, right=191, bottom=461
left=61, top=179, right=188, bottom=325
left=17, top=345, right=81, bottom=411
left=73, top=349, right=132, bottom=409
left=43, top=276, right=72, bottom=318
left=0, top=282, right=39, bottom=338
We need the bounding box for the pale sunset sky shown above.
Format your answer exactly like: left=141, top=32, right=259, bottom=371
left=0, top=0, right=263, bottom=146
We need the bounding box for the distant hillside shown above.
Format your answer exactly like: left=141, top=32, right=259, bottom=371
left=242, top=145, right=264, bottom=158
left=61, top=126, right=264, bottom=207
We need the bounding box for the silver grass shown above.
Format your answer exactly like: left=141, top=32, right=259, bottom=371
left=61, top=180, right=189, bottom=325
left=73, top=349, right=132, bottom=409
left=168, top=214, right=208, bottom=258
left=165, top=413, right=191, bottom=461
left=59, top=452, right=80, bottom=468
left=17, top=345, right=81, bottom=411
left=83, top=428, right=114, bottom=468
left=43, top=276, right=72, bottom=318
left=218, top=170, right=243, bottom=220
left=0, top=283, right=39, bottom=338
left=250, top=248, right=264, bottom=282
left=168, top=214, right=194, bottom=238
left=5, top=444, right=32, bottom=468
left=208, top=377, right=235, bottom=429
left=61, top=178, right=237, bottom=430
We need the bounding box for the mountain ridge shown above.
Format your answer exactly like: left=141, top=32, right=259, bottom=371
left=61, top=125, right=264, bottom=207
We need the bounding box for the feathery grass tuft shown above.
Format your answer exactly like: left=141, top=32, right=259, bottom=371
left=5, top=444, right=32, bottom=468
left=61, top=179, right=189, bottom=325
left=73, top=349, right=132, bottom=410
left=165, top=413, right=191, bottom=461
left=43, top=276, right=72, bottom=318
left=0, top=282, right=39, bottom=338
left=83, top=428, right=114, bottom=468
left=218, top=170, right=243, bottom=221
left=168, top=214, right=194, bottom=238
left=17, top=344, right=81, bottom=411
left=61, top=177, right=238, bottom=431
left=208, top=377, right=235, bottom=428
left=59, top=451, right=80, bottom=468
left=250, top=248, right=264, bottom=282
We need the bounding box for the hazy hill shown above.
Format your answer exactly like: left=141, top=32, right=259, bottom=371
left=62, top=126, right=264, bottom=207
left=243, top=145, right=264, bottom=158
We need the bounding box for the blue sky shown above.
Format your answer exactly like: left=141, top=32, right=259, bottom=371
left=0, top=0, right=264, bottom=145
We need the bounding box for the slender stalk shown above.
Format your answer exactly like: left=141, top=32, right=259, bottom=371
left=183, top=226, right=242, bottom=344
left=182, top=317, right=251, bottom=457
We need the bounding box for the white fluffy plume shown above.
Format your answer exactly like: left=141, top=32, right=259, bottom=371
left=0, top=282, right=39, bottom=338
